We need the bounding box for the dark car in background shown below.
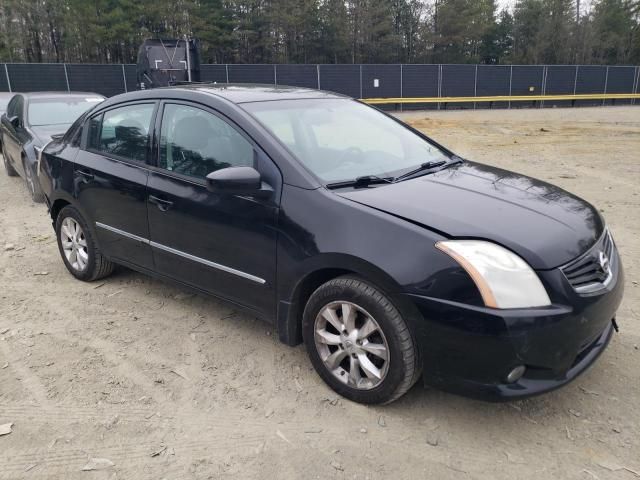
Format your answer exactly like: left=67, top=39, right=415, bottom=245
left=1, top=92, right=104, bottom=202
left=38, top=85, right=624, bottom=404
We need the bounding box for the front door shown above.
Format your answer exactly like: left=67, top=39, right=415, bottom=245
left=147, top=102, right=280, bottom=314
left=74, top=102, right=156, bottom=270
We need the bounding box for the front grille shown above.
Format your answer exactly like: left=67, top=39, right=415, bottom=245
left=561, top=230, right=615, bottom=294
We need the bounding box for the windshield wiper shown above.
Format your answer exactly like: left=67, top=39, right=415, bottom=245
left=393, top=156, right=463, bottom=183
left=326, top=175, right=394, bottom=190
left=393, top=160, right=447, bottom=182
left=325, top=156, right=463, bottom=189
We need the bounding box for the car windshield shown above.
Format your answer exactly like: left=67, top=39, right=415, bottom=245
left=28, top=97, right=104, bottom=126
left=243, top=99, right=450, bottom=183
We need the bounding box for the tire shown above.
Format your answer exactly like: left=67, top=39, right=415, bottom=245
left=303, top=276, right=421, bottom=404
left=23, top=158, right=45, bottom=203
left=2, top=143, right=18, bottom=177
left=55, top=205, right=114, bottom=282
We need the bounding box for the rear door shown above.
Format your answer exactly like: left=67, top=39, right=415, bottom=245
left=75, top=101, right=157, bottom=270
left=146, top=101, right=281, bottom=314
left=1, top=95, right=24, bottom=174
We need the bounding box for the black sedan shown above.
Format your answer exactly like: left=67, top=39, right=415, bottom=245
left=38, top=85, right=624, bottom=404
left=1, top=92, right=104, bottom=202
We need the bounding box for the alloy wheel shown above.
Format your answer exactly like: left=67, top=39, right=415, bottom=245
left=60, top=217, right=89, bottom=272
left=314, top=301, right=389, bottom=390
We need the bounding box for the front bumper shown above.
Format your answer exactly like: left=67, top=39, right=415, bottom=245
left=405, top=264, right=624, bottom=402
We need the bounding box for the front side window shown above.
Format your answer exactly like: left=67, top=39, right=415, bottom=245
left=88, top=103, right=155, bottom=162
left=243, top=99, right=450, bottom=183
left=159, top=103, right=254, bottom=179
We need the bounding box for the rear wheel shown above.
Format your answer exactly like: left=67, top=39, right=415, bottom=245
left=303, top=276, right=421, bottom=404
left=55, top=206, right=114, bottom=281
left=23, top=158, right=44, bottom=203
left=2, top=143, right=18, bottom=177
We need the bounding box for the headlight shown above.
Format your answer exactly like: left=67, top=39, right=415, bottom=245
left=436, top=240, right=551, bottom=309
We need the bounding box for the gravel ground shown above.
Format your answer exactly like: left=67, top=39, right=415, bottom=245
left=0, top=106, right=639, bottom=479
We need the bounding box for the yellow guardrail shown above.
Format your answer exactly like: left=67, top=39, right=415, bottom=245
left=362, top=93, right=640, bottom=105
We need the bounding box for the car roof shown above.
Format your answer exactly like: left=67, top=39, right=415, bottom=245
left=194, top=84, right=346, bottom=103
left=94, top=83, right=351, bottom=112
left=20, top=91, right=105, bottom=100
left=157, top=83, right=347, bottom=104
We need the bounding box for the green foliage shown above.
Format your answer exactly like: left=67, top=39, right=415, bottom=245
left=0, top=0, right=638, bottom=64
left=512, top=0, right=546, bottom=63
left=433, top=0, right=497, bottom=63
left=591, top=0, right=637, bottom=63
left=481, top=9, right=513, bottom=64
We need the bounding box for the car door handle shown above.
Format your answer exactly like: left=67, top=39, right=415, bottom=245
left=76, top=169, right=94, bottom=180
left=149, top=195, right=174, bottom=212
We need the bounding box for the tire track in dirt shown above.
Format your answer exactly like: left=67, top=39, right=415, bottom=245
left=0, top=420, right=546, bottom=478
left=0, top=338, right=52, bottom=407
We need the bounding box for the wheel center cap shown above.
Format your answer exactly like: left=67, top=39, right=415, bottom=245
left=342, top=336, right=360, bottom=355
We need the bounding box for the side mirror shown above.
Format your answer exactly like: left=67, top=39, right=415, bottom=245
left=206, top=166, right=271, bottom=197
left=8, top=116, right=20, bottom=128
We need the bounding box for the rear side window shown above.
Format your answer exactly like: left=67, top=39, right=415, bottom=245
left=87, top=103, right=154, bottom=162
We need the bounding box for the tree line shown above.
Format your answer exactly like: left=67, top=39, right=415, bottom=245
left=0, top=0, right=639, bottom=65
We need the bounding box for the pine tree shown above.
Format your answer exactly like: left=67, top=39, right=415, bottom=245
left=538, top=0, right=575, bottom=63
left=591, top=0, right=636, bottom=63
left=0, top=0, right=638, bottom=65
left=512, top=0, right=546, bottom=63
left=480, top=9, right=513, bottom=64
left=433, top=0, right=496, bottom=63
left=319, top=0, right=350, bottom=63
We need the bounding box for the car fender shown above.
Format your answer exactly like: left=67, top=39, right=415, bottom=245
left=276, top=252, right=430, bottom=347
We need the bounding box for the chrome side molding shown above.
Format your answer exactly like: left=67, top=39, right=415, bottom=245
left=95, top=222, right=266, bottom=285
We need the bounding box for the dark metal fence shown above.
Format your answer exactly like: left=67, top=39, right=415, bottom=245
left=2, top=62, right=639, bottom=108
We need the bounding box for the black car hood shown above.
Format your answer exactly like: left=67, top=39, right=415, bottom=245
left=336, top=161, right=604, bottom=269
left=30, top=124, right=71, bottom=145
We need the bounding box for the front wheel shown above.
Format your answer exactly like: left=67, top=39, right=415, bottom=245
left=55, top=206, right=114, bottom=281
left=303, top=276, right=421, bottom=404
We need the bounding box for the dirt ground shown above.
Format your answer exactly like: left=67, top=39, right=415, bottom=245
left=0, top=106, right=639, bottom=479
